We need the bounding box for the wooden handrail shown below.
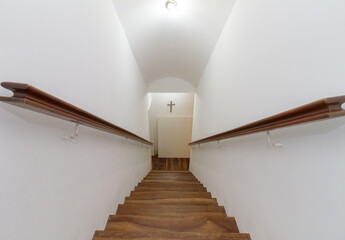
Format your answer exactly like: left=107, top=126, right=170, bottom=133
left=0, top=82, right=152, bottom=146
left=190, top=96, right=345, bottom=146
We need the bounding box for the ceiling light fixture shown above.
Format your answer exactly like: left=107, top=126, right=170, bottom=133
left=165, top=0, right=177, bottom=10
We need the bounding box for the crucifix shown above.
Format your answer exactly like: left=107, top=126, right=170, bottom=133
left=167, top=100, right=175, bottom=113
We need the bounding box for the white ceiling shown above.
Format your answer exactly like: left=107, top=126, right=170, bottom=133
left=112, top=0, right=237, bottom=86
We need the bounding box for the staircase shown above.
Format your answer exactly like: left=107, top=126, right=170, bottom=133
left=93, top=171, right=251, bottom=240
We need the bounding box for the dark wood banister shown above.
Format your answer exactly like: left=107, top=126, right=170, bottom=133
left=190, top=96, right=345, bottom=146
left=0, top=82, right=152, bottom=146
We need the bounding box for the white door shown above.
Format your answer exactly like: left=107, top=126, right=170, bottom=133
left=157, top=116, right=193, bottom=158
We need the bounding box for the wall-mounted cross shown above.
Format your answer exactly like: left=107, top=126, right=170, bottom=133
left=167, top=101, right=175, bottom=113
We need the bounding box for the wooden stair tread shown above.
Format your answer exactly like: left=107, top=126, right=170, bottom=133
left=93, top=170, right=251, bottom=240
left=148, top=173, right=193, bottom=176
left=145, top=174, right=197, bottom=177
left=138, top=183, right=205, bottom=188
left=146, top=174, right=195, bottom=177
left=116, top=204, right=227, bottom=217
left=143, top=178, right=198, bottom=182
left=143, top=178, right=200, bottom=182
left=117, top=203, right=226, bottom=211
left=128, top=191, right=212, bottom=199
left=150, top=171, right=191, bottom=173
left=105, top=215, right=239, bottom=233
left=141, top=179, right=201, bottom=184
left=145, top=174, right=196, bottom=178
left=94, top=230, right=251, bottom=240
left=148, top=171, right=193, bottom=174
left=134, top=187, right=207, bottom=192
left=124, top=198, right=218, bottom=205
left=147, top=173, right=195, bottom=177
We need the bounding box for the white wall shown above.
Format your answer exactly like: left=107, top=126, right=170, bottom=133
left=191, top=0, right=345, bottom=240
left=0, top=1, right=151, bottom=240
left=148, top=93, right=194, bottom=155
left=148, top=77, right=195, bottom=93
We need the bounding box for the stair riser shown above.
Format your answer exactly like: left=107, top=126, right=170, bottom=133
left=138, top=183, right=204, bottom=188
left=134, top=187, right=207, bottom=192
left=124, top=198, right=218, bottom=206
left=140, top=180, right=201, bottom=185
left=116, top=211, right=226, bottom=217
left=128, top=191, right=212, bottom=199
left=143, top=178, right=200, bottom=182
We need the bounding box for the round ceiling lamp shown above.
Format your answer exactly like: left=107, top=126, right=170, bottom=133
left=165, top=0, right=177, bottom=10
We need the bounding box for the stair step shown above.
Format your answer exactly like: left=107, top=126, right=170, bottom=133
left=105, top=215, right=239, bottom=233
left=145, top=174, right=196, bottom=178
left=124, top=197, right=218, bottom=205
left=93, top=170, right=251, bottom=240
left=147, top=173, right=194, bottom=177
left=94, top=230, right=251, bottom=240
left=146, top=173, right=195, bottom=177
left=147, top=173, right=195, bottom=177
left=138, top=182, right=204, bottom=188
left=134, top=186, right=207, bottom=192
left=141, top=180, right=200, bottom=184
left=143, top=177, right=200, bottom=182
left=128, top=191, right=211, bottom=200
left=116, top=204, right=227, bottom=217
left=143, top=179, right=198, bottom=183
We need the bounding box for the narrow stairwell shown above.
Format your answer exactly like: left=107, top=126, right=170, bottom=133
left=93, top=171, right=251, bottom=240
